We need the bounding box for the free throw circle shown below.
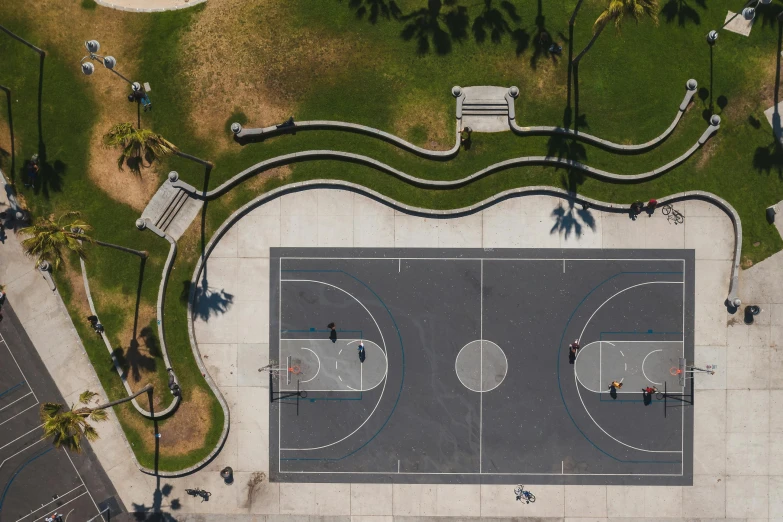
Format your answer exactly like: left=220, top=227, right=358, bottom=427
left=455, top=340, right=508, bottom=393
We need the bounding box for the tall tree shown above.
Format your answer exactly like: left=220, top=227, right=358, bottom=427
left=572, top=0, right=659, bottom=65
left=41, top=385, right=152, bottom=453
left=103, top=122, right=178, bottom=172
left=19, top=211, right=91, bottom=269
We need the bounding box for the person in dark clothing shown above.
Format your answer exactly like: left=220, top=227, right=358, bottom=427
left=328, top=322, right=337, bottom=343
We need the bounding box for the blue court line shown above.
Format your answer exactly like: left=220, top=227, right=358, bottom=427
left=280, top=269, right=405, bottom=462
left=0, top=382, right=24, bottom=399
left=282, top=329, right=363, bottom=335
left=557, top=271, right=682, bottom=464
left=278, top=392, right=363, bottom=403
left=0, top=447, right=55, bottom=511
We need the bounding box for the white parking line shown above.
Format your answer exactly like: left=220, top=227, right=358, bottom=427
left=0, top=424, right=43, bottom=452
left=14, top=485, right=85, bottom=522
left=30, top=492, right=88, bottom=522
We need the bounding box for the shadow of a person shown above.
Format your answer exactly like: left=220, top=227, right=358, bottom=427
left=329, top=323, right=338, bottom=343
left=609, top=386, right=618, bottom=400
left=643, top=391, right=652, bottom=406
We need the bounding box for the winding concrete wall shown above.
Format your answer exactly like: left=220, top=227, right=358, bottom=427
left=506, top=80, right=699, bottom=152
left=175, top=117, right=719, bottom=200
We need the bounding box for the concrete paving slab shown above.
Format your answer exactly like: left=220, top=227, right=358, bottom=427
left=693, top=430, right=726, bottom=475
left=318, top=214, right=354, bottom=247
left=282, top=215, right=319, bottom=247
left=201, top=343, right=238, bottom=388
left=281, top=191, right=318, bottom=216
left=482, top=213, right=524, bottom=247
left=350, top=484, right=392, bottom=515
left=237, top=300, right=269, bottom=343
left=643, top=486, right=682, bottom=517
left=601, top=214, right=646, bottom=249
left=682, top=474, right=726, bottom=519
left=211, top=224, right=239, bottom=258
left=726, top=432, right=769, bottom=476
left=435, top=485, right=480, bottom=516
left=695, top=390, right=726, bottom=435
left=354, top=214, right=395, bottom=247
left=694, top=345, right=726, bottom=389
left=236, top=258, right=271, bottom=302
left=564, top=485, right=607, bottom=517
left=727, top=389, right=769, bottom=433
left=685, top=217, right=734, bottom=260
left=194, top=302, right=238, bottom=344
left=314, top=484, right=351, bottom=515
left=318, top=189, right=355, bottom=216
left=726, top=345, right=769, bottom=389
left=772, top=303, right=783, bottom=326
left=519, top=215, right=562, bottom=248
left=725, top=475, right=768, bottom=519
left=645, top=214, right=685, bottom=249
left=606, top=486, right=646, bottom=517
left=558, top=211, right=603, bottom=249
left=241, top=475, right=280, bottom=514
left=481, top=197, right=521, bottom=216
left=438, top=214, right=482, bottom=248
left=769, top=432, right=783, bottom=479
left=771, top=390, right=783, bottom=432
left=238, top=343, right=269, bottom=387
left=237, top=427, right=268, bottom=473
left=521, top=195, right=564, bottom=217
left=392, top=484, right=437, bottom=516
left=771, top=475, right=783, bottom=519
left=280, top=483, right=316, bottom=514
left=694, top=261, right=730, bottom=346
left=394, top=216, right=438, bottom=247
left=239, top=214, right=282, bottom=257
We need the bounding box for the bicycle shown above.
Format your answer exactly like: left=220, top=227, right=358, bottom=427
left=185, top=487, right=212, bottom=502
left=661, top=204, right=684, bottom=225
left=514, top=485, right=536, bottom=504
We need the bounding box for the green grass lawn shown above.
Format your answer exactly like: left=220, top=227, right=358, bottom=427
left=2, top=0, right=783, bottom=470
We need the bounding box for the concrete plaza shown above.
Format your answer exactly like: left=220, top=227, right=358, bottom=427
left=3, top=181, right=783, bottom=520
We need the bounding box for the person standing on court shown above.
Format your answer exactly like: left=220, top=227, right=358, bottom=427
left=358, top=341, right=366, bottom=363
left=328, top=322, right=337, bottom=343
left=609, top=380, right=623, bottom=390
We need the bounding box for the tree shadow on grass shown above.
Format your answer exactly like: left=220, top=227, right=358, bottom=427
left=399, top=0, right=469, bottom=55
left=111, top=325, right=159, bottom=383
left=529, top=0, right=564, bottom=67
left=660, top=0, right=704, bottom=27
left=32, top=156, right=66, bottom=199
left=345, top=0, right=402, bottom=23
left=546, top=133, right=588, bottom=163
left=752, top=141, right=783, bottom=180
left=756, top=2, right=783, bottom=30
left=472, top=0, right=520, bottom=43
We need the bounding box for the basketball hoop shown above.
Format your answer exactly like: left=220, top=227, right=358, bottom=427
left=670, top=366, right=683, bottom=376
left=289, top=365, right=302, bottom=375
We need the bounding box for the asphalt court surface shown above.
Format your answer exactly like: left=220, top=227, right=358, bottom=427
left=0, top=303, right=123, bottom=522
left=269, top=248, right=695, bottom=485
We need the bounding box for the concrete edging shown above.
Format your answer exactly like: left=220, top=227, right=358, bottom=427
left=174, top=120, right=719, bottom=200
left=93, top=0, right=206, bottom=13
left=78, top=255, right=179, bottom=419
left=506, top=79, right=699, bottom=152
left=137, top=217, right=231, bottom=477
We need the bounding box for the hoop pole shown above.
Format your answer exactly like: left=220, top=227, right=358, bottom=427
left=664, top=381, right=667, bottom=418
left=269, top=370, right=273, bottom=404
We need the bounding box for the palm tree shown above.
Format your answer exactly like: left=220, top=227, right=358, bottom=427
left=41, top=385, right=152, bottom=452
left=19, top=211, right=148, bottom=270
left=572, top=0, right=659, bottom=66
left=103, top=122, right=178, bottom=173
left=19, top=211, right=92, bottom=269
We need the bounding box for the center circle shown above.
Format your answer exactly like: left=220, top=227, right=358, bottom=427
left=455, top=339, right=508, bottom=393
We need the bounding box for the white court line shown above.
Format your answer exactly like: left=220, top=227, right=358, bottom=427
left=15, top=485, right=85, bottom=522
left=281, top=340, right=386, bottom=392
left=681, top=259, right=686, bottom=475
left=280, top=279, right=388, bottom=452
left=299, top=347, right=321, bottom=383
left=1, top=338, right=39, bottom=405
left=30, top=492, right=89, bottom=522
left=0, top=391, right=33, bottom=412
left=574, top=282, right=684, bottom=454
left=0, top=403, right=38, bottom=427
left=0, top=438, right=44, bottom=468
left=642, top=349, right=663, bottom=386
left=278, top=257, right=282, bottom=476
left=479, top=259, right=483, bottom=474
left=282, top=257, right=687, bottom=262
left=0, top=424, right=43, bottom=452
left=65, top=449, right=101, bottom=519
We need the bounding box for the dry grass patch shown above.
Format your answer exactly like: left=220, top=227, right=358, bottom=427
left=118, top=386, right=212, bottom=456
left=180, top=0, right=359, bottom=150
left=88, top=121, right=161, bottom=212
left=695, top=134, right=719, bottom=170
left=221, top=165, right=292, bottom=206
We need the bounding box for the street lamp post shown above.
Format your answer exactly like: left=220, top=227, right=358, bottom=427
left=80, top=40, right=134, bottom=85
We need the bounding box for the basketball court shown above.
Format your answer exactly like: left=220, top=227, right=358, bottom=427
left=269, top=248, right=696, bottom=485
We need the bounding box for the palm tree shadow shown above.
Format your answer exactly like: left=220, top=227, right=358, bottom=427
left=661, top=0, right=703, bottom=26
left=752, top=141, right=783, bottom=180
left=546, top=134, right=588, bottom=162
left=399, top=0, right=469, bottom=55
left=757, top=2, right=783, bottom=30
left=32, top=156, right=66, bottom=199
left=529, top=0, right=562, bottom=67
left=191, top=280, right=235, bottom=322
left=112, top=326, right=159, bottom=383
left=346, top=0, right=402, bottom=23
left=132, top=398, right=181, bottom=521
left=550, top=195, right=595, bottom=240
left=472, top=0, right=521, bottom=44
